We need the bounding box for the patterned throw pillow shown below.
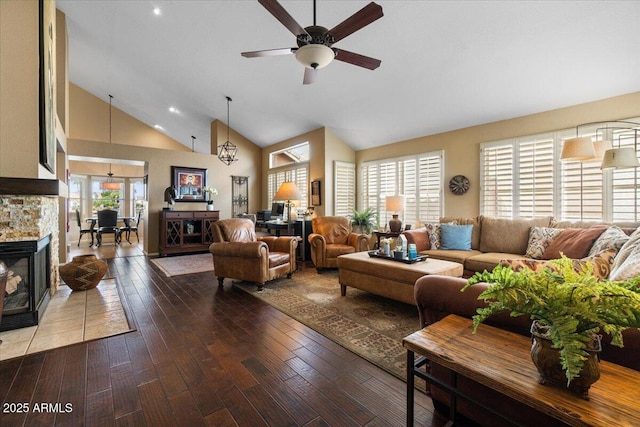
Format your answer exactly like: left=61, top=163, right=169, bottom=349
left=588, top=225, right=631, bottom=257
left=610, top=227, right=640, bottom=281
left=425, top=223, right=442, bottom=249
left=500, top=249, right=616, bottom=280
left=525, top=227, right=562, bottom=259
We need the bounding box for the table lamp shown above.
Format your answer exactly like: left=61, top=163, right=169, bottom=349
left=274, top=182, right=302, bottom=223
left=385, top=195, right=405, bottom=232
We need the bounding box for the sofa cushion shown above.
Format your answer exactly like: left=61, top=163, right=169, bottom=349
left=541, top=226, right=607, bottom=260
left=610, top=227, right=640, bottom=281
left=219, top=218, right=256, bottom=242
left=423, top=249, right=482, bottom=265
left=268, top=252, right=291, bottom=268
left=326, top=244, right=356, bottom=258
left=501, top=249, right=616, bottom=280
left=479, top=216, right=552, bottom=254
left=440, top=224, right=473, bottom=250
left=465, top=252, right=525, bottom=274
left=525, top=227, right=562, bottom=259
left=425, top=223, right=443, bottom=249
left=440, top=216, right=481, bottom=250
left=588, top=225, right=631, bottom=256
left=312, top=217, right=350, bottom=244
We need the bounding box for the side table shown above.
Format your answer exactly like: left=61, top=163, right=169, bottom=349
left=372, top=230, right=400, bottom=249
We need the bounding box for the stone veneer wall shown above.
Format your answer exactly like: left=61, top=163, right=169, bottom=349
left=0, top=195, right=60, bottom=295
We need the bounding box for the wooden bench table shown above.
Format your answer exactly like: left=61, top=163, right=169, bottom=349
left=403, top=314, right=640, bottom=426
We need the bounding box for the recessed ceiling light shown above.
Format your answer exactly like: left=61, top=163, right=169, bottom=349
left=153, top=7, right=161, bottom=16
left=154, top=125, right=164, bottom=131
left=169, top=106, right=179, bottom=113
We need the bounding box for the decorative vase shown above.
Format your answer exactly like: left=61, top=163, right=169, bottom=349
left=207, top=203, right=214, bottom=211
left=59, top=255, right=107, bottom=291
left=388, top=214, right=402, bottom=232
left=530, top=320, right=601, bottom=400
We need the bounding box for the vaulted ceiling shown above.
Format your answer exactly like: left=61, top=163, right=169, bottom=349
left=57, top=1, right=640, bottom=153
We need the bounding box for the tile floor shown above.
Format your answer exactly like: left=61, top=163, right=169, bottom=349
left=0, top=279, right=131, bottom=361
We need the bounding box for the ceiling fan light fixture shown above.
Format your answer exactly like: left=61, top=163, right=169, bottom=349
left=295, top=44, right=335, bottom=69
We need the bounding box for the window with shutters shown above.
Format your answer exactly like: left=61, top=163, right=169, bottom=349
left=361, top=151, right=443, bottom=227
left=480, top=117, right=640, bottom=222
left=266, top=165, right=309, bottom=212
left=334, top=161, right=355, bottom=217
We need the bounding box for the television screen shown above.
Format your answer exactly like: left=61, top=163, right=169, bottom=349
left=270, top=202, right=284, bottom=218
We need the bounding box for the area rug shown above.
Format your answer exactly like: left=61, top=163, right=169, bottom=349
left=0, top=278, right=135, bottom=361
left=234, top=268, right=421, bottom=381
left=151, top=253, right=214, bottom=277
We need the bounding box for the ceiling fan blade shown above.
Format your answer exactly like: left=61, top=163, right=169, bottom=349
left=334, top=49, right=381, bottom=70
left=241, top=48, right=296, bottom=58
left=303, top=68, right=317, bottom=85
left=328, top=2, right=383, bottom=43
left=258, top=0, right=309, bottom=37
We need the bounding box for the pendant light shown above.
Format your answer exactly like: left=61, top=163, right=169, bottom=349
left=101, top=94, right=120, bottom=190
left=191, top=135, right=196, bottom=152
left=218, top=96, right=239, bottom=166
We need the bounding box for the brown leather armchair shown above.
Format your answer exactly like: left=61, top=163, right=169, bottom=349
left=209, top=218, right=298, bottom=290
left=308, top=216, right=369, bottom=272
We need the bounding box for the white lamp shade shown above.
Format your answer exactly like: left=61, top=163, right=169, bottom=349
left=274, top=182, right=302, bottom=201
left=601, top=147, right=640, bottom=170
left=560, top=137, right=596, bottom=161
left=385, top=195, right=405, bottom=212
left=295, top=44, right=335, bottom=69
left=588, top=139, right=613, bottom=162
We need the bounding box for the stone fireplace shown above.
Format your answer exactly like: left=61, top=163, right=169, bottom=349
left=0, top=189, right=61, bottom=331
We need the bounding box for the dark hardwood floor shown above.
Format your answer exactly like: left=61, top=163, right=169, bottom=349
left=0, top=255, right=449, bottom=426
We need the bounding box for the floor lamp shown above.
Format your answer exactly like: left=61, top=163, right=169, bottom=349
left=274, top=182, right=302, bottom=223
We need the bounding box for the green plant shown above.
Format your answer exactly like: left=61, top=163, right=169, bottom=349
left=463, top=256, right=640, bottom=384
left=351, top=207, right=377, bottom=234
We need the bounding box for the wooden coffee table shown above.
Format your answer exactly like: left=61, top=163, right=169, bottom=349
left=337, top=251, right=463, bottom=305
left=403, top=314, right=640, bottom=426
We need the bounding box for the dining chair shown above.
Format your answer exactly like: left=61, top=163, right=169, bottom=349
left=120, top=209, right=142, bottom=244
left=96, top=209, right=120, bottom=246
left=76, top=209, right=96, bottom=247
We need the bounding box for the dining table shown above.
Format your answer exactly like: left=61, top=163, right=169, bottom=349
left=84, top=217, right=134, bottom=246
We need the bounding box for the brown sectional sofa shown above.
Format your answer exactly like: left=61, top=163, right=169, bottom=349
left=403, top=215, right=639, bottom=277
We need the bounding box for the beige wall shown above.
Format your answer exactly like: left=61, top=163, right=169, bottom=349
left=356, top=91, right=640, bottom=218
left=0, top=0, right=56, bottom=180
left=210, top=119, right=263, bottom=215
left=324, top=129, right=356, bottom=215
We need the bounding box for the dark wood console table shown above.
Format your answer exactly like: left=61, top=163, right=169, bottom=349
left=159, top=210, right=219, bottom=256
left=403, top=314, right=640, bottom=426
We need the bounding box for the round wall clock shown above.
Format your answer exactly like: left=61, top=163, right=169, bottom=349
left=449, top=175, right=470, bottom=195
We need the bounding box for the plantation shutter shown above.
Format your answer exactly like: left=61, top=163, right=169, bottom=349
left=334, top=161, right=355, bottom=217
left=481, top=143, right=514, bottom=218
left=611, top=127, right=640, bottom=222
left=267, top=165, right=309, bottom=211
left=418, top=154, right=442, bottom=223
left=518, top=135, right=555, bottom=218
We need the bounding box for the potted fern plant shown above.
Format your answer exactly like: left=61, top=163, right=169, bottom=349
left=351, top=207, right=377, bottom=234
left=463, top=256, right=640, bottom=399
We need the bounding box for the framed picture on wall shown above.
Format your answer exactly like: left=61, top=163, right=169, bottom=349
left=39, top=0, right=56, bottom=173
left=171, top=166, right=208, bottom=202
left=311, top=180, right=321, bottom=206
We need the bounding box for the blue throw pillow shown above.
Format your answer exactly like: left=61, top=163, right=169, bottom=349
left=440, top=224, right=473, bottom=250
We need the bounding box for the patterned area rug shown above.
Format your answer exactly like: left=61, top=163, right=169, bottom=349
left=234, top=268, right=421, bottom=381
left=151, top=253, right=214, bottom=277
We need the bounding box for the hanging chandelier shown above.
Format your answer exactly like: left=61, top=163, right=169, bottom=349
left=218, top=96, right=239, bottom=166
left=101, top=94, right=120, bottom=190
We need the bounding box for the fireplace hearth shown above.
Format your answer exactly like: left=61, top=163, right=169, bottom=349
left=0, top=235, right=51, bottom=331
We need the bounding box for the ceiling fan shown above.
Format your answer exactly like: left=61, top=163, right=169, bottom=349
left=241, top=0, right=383, bottom=84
